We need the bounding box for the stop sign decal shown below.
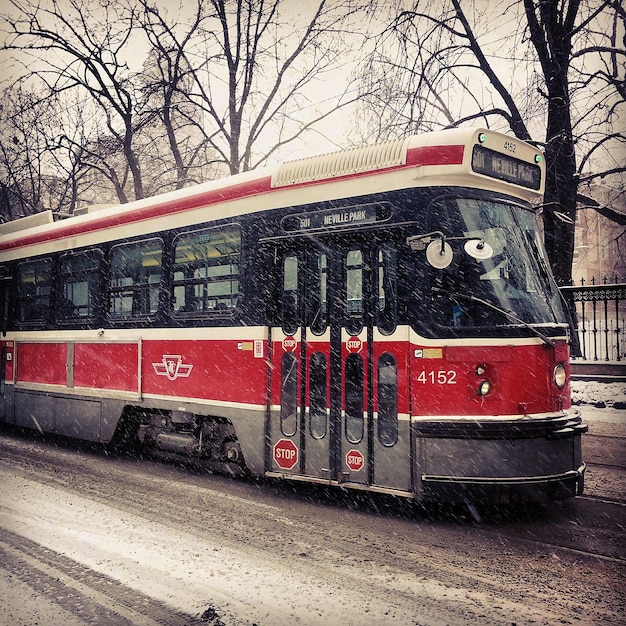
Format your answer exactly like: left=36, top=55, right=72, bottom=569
left=346, top=336, right=362, bottom=353
left=282, top=336, right=298, bottom=352
left=346, top=449, right=364, bottom=471
left=273, top=438, right=298, bottom=470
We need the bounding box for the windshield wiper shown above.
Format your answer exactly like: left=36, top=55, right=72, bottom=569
left=431, top=286, right=557, bottom=347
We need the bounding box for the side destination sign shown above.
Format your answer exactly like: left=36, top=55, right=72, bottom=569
left=471, top=145, right=541, bottom=190
left=282, top=202, right=392, bottom=233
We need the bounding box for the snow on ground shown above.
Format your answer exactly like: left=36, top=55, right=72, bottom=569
left=0, top=469, right=463, bottom=626
left=571, top=380, right=626, bottom=409
left=571, top=381, right=626, bottom=435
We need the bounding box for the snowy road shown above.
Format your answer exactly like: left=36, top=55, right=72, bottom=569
left=0, top=402, right=624, bottom=625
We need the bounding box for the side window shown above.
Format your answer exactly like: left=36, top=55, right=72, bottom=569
left=16, top=258, right=52, bottom=323
left=376, top=245, right=397, bottom=334
left=57, top=250, right=102, bottom=321
left=173, top=226, right=240, bottom=314
left=109, top=238, right=162, bottom=318
left=0, top=265, right=12, bottom=333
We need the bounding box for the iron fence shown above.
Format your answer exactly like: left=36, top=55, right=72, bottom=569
left=560, top=278, right=626, bottom=362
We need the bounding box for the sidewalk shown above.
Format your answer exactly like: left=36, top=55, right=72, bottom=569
left=571, top=380, right=626, bottom=410
left=571, top=380, right=626, bottom=438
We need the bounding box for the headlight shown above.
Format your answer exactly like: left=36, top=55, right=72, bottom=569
left=553, top=363, right=567, bottom=389
left=478, top=380, right=491, bottom=396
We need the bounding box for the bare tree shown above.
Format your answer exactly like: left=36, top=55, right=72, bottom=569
left=0, top=86, right=88, bottom=220
left=1, top=0, right=151, bottom=202
left=138, top=0, right=371, bottom=175
left=358, top=0, right=626, bottom=286
left=1, top=0, right=376, bottom=209
left=137, top=2, right=224, bottom=189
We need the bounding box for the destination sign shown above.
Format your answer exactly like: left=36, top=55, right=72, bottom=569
left=471, top=145, right=541, bottom=190
left=282, top=202, right=392, bottom=233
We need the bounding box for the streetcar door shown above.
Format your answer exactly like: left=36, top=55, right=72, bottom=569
left=0, top=273, right=10, bottom=420
left=267, top=237, right=410, bottom=492
left=267, top=242, right=333, bottom=479
left=339, top=241, right=411, bottom=492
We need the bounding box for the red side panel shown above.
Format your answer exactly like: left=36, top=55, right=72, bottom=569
left=74, top=343, right=139, bottom=392
left=2, top=341, right=15, bottom=382
left=17, top=342, right=67, bottom=385
left=142, top=340, right=268, bottom=404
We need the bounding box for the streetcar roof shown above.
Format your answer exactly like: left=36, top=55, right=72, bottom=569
left=0, top=127, right=544, bottom=260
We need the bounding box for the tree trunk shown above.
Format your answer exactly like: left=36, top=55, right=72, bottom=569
left=525, top=0, right=580, bottom=286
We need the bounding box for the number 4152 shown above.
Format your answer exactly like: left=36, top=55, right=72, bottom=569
left=416, top=370, right=457, bottom=384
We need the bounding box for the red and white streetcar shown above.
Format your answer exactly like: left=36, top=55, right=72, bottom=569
left=0, top=127, right=586, bottom=503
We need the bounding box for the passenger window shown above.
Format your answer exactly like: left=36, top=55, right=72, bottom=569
left=377, top=353, right=398, bottom=446
left=58, top=250, right=102, bottom=320
left=309, top=352, right=328, bottom=439
left=16, top=258, right=52, bottom=323
left=344, top=353, right=364, bottom=443
left=346, top=249, right=363, bottom=335
left=109, top=239, right=162, bottom=318
left=282, top=253, right=299, bottom=335
left=308, top=251, right=328, bottom=335
left=281, top=352, right=298, bottom=437
left=376, top=245, right=397, bottom=334
left=173, top=226, right=240, bottom=314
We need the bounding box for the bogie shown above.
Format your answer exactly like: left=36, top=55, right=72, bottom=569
left=111, top=407, right=246, bottom=473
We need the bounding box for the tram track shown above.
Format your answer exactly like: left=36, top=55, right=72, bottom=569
left=0, top=428, right=624, bottom=553
left=0, top=530, right=205, bottom=626
left=586, top=456, right=626, bottom=474
left=579, top=489, right=626, bottom=505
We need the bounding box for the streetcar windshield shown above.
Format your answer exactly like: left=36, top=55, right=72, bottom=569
left=411, top=195, right=567, bottom=338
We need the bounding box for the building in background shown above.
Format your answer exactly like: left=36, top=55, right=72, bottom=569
left=572, top=181, right=626, bottom=285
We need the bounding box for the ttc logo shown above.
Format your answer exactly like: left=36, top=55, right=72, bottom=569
left=152, top=355, right=193, bottom=381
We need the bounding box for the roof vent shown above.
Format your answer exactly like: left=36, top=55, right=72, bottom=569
left=272, top=137, right=409, bottom=187
left=73, top=203, right=116, bottom=216
left=0, top=210, right=54, bottom=236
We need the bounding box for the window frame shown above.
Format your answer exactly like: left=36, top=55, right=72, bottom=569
left=172, top=224, right=241, bottom=317
left=56, top=249, right=103, bottom=324
left=108, top=237, right=164, bottom=321
left=15, top=257, right=53, bottom=326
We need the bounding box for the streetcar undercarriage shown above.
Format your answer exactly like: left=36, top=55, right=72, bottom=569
left=120, top=408, right=246, bottom=475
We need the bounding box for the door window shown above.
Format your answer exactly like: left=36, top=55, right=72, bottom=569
left=344, top=353, right=364, bottom=443
left=282, top=253, right=299, bottom=335
left=309, top=352, right=328, bottom=439
left=377, top=353, right=398, bottom=446
left=280, top=352, right=298, bottom=436
left=376, top=245, right=397, bottom=334
left=346, top=249, right=364, bottom=336
left=308, top=251, right=328, bottom=335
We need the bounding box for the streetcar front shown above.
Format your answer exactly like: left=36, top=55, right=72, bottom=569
left=405, top=132, right=586, bottom=503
